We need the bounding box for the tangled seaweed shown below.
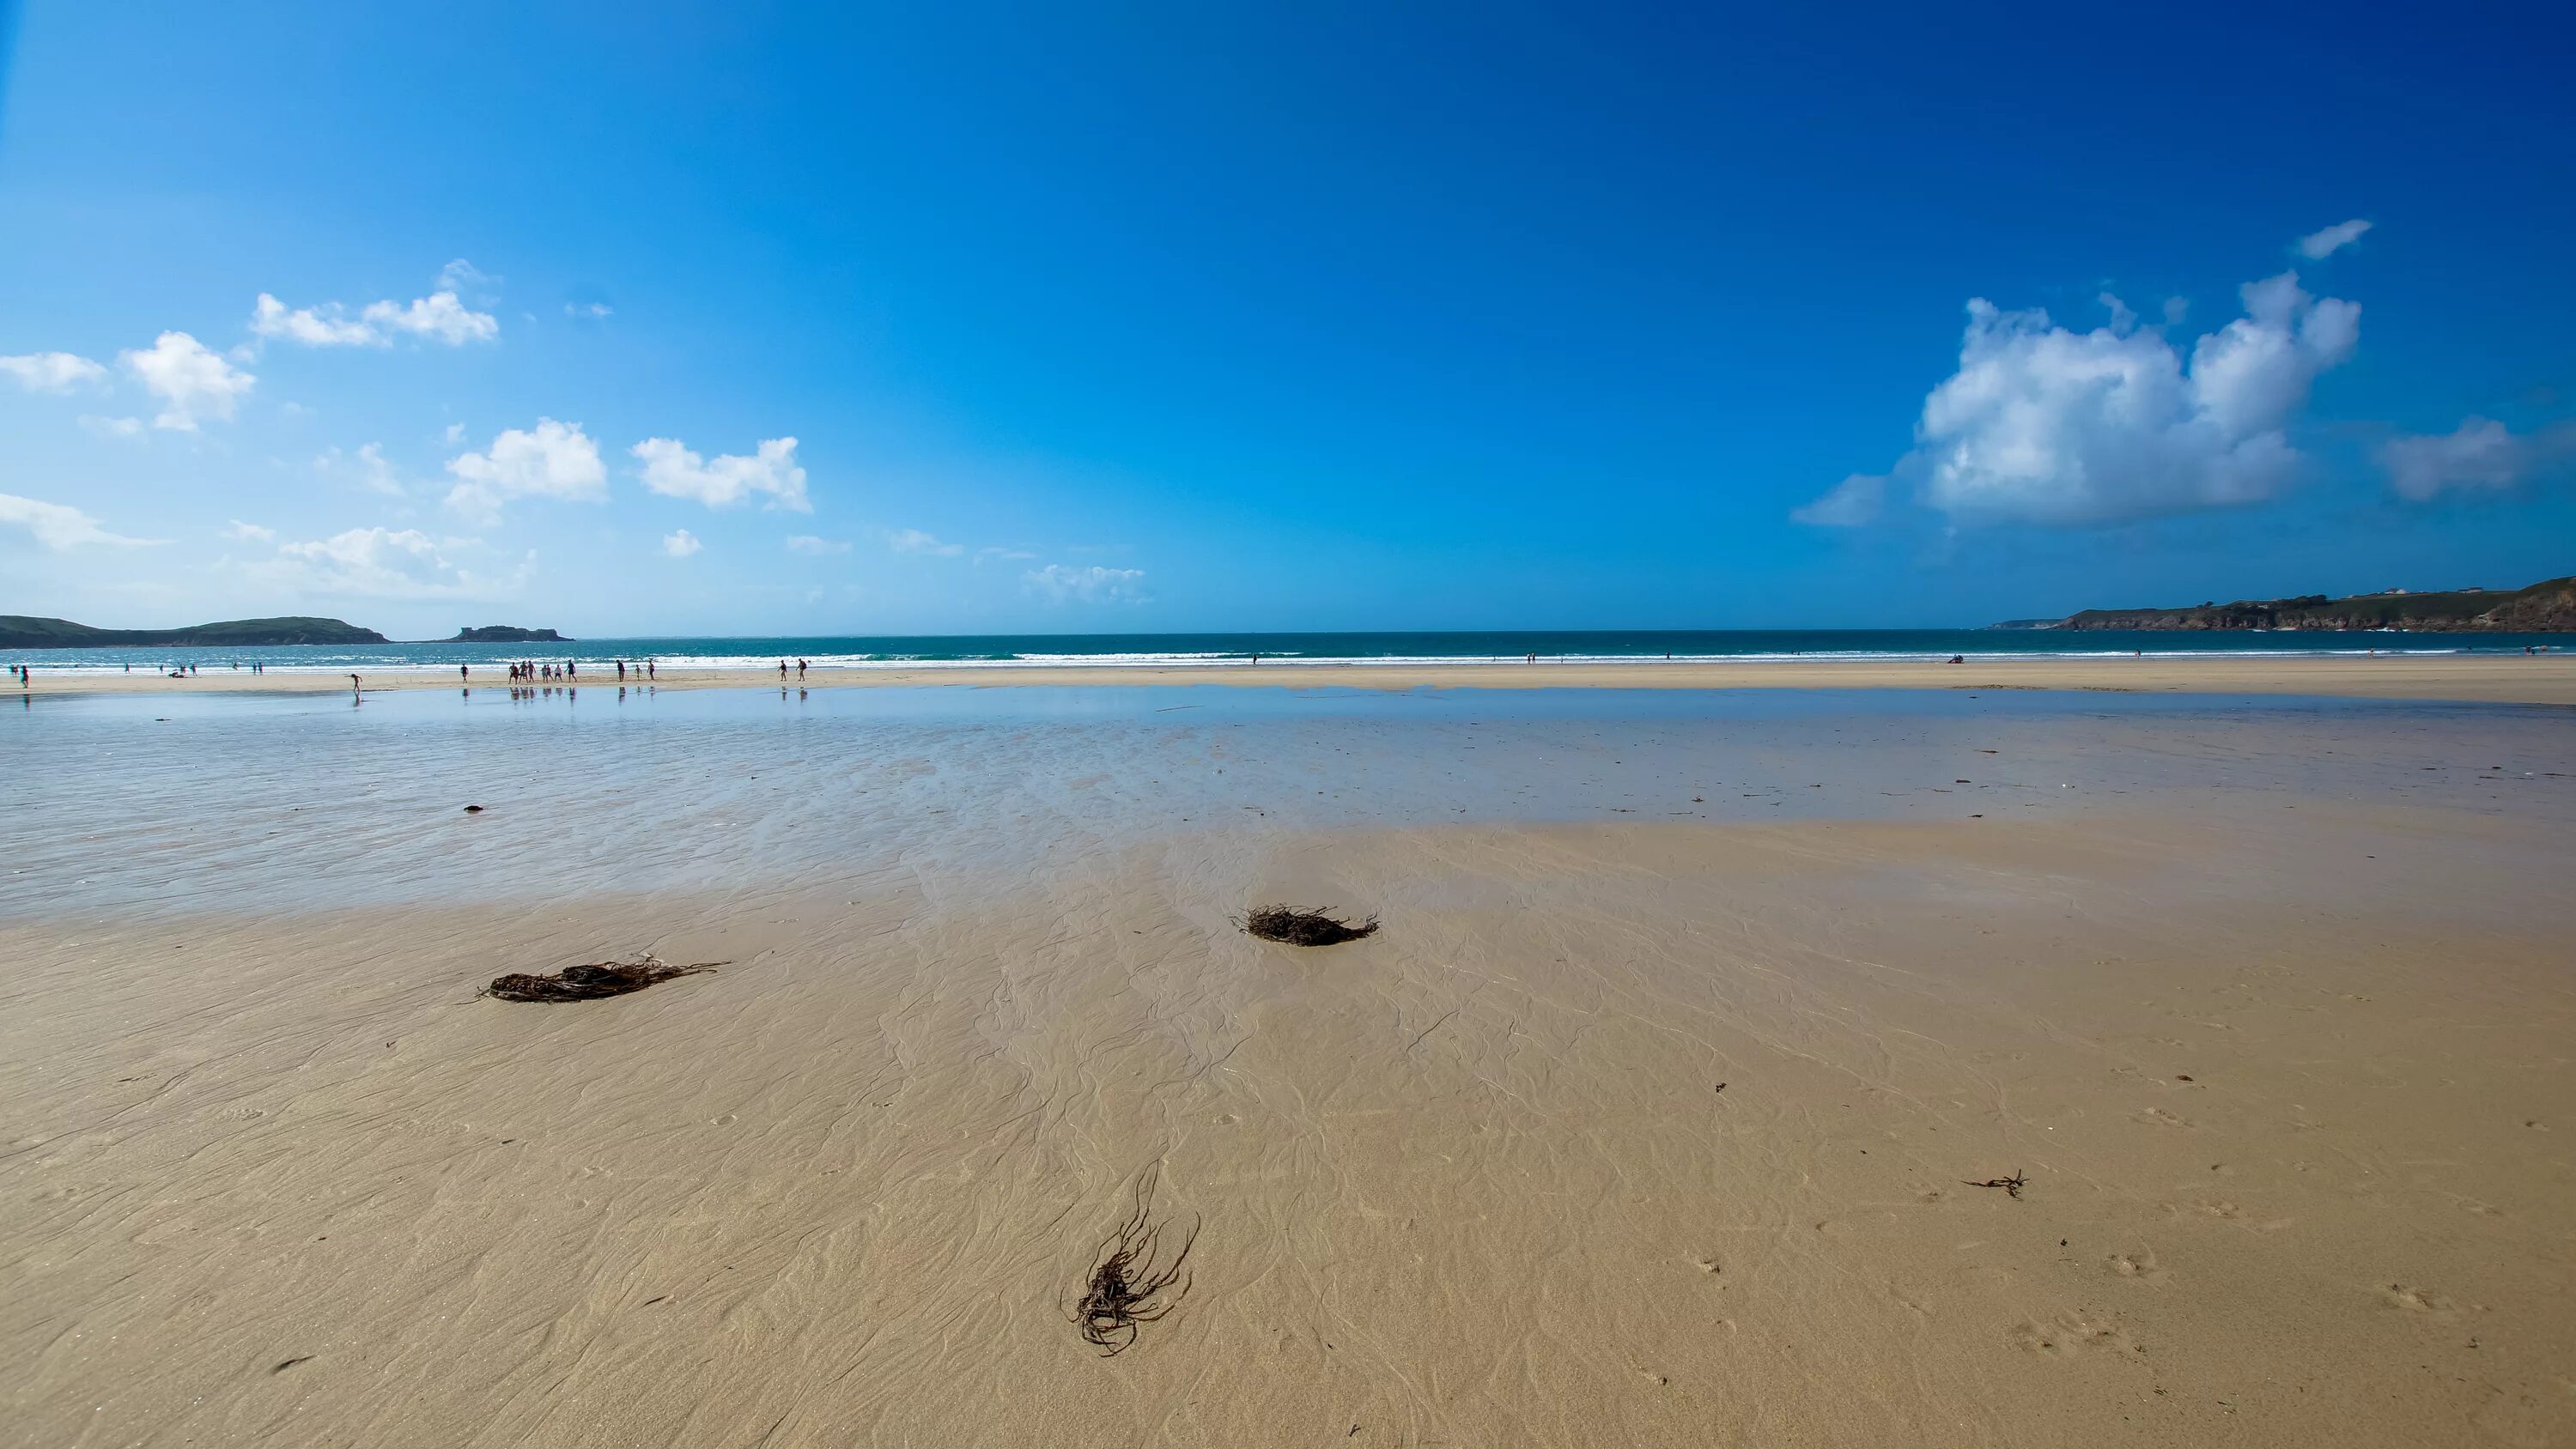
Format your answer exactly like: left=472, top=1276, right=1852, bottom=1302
left=483, top=955, right=724, bottom=1003
left=1073, top=1177, right=1200, bottom=1357
left=1963, top=1169, right=2027, bottom=1199
left=1239, top=904, right=1379, bottom=947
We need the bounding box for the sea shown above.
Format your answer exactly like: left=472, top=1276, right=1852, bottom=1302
left=4, top=627, right=2568, bottom=675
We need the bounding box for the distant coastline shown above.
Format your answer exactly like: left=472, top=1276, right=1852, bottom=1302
left=2002, top=573, right=2574, bottom=633
left=0, top=615, right=390, bottom=649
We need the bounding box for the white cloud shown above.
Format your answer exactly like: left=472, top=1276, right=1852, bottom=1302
left=2296, top=219, right=2372, bottom=260
left=317, top=441, right=404, bottom=496
left=565, top=301, right=613, bottom=318
left=78, top=414, right=146, bottom=440
left=2381, top=417, right=2576, bottom=500
left=1, top=351, right=108, bottom=391
left=254, top=525, right=527, bottom=599
left=663, top=529, right=702, bottom=558
left=251, top=294, right=380, bottom=346
left=888, top=526, right=963, bottom=556
left=120, top=331, right=257, bottom=431
left=443, top=418, right=607, bottom=524
left=1024, top=562, right=1145, bottom=603
left=786, top=534, right=851, bottom=555
left=443, top=421, right=467, bottom=445
left=975, top=545, right=1040, bottom=565
left=220, top=519, right=276, bottom=542
left=631, top=435, right=809, bottom=511
left=364, top=290, right=499, bottom=345
left=0, top=492, right=165, bottom=549
left=251, top=262, right=500, bottom=348
left=1798, top=266, right=2359, bottom=528
left=1789, top=473, right=1885, bottom=528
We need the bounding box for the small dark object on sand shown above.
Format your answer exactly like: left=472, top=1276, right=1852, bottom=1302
left=1074, top=1176, right=1200, bottom=1356
left=484, top=955, right=723, bottom=1003
left=1239, top=904, right=1379, bottom=947
left=462, top=804, right=485, bottom=813
left=1964, top=1170, right=2027, bottom=1199
left=271, top=1356, right=313, bottom=1373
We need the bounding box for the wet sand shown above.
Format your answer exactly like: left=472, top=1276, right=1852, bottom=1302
left=14, top=649, right=2576, bottom=704
left=4, top=695, right=2573, bottom=1446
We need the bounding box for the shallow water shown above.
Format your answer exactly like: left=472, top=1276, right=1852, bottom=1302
left=4, top=684, right=2567, bottom=918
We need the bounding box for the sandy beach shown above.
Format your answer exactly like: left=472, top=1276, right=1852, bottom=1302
left=15, top=649, right=2576, bottom=705
left=3, top=684, right=2572, bottom=1447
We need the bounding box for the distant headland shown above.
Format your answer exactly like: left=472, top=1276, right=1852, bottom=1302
left=2001, top=573, right=2576, bottom=633
left=446, top=626, right=569, bottom=643
left=0, top=615, right=392, bottom=649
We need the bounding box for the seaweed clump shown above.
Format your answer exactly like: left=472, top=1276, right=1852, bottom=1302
left=484, top=955, right=723, bottom=1003
left=1239, top=904, right=1379, bottom=947
left=1074, top=1180, right=1200, bottom=1357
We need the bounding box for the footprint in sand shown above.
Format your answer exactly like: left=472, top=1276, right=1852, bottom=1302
left=2108, top=1250, right=2168, bottom=1283
left=2138, top=1106, right=2190, bottom=1128
left=1692, top=1258, right=1721, bottom=1274
left=2010, top=1311, right=2140, bottom=1358
left=2383, top=1283, right=2455, bottom=1315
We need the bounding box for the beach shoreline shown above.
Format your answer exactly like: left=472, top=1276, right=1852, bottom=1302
left=15, top=650, right=2576, bottom=704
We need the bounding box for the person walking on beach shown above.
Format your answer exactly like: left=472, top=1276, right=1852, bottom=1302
left=779, top=658, right=789, bottom=680
left=647, top=659, right=656, bottom=680
left=617, top=659, right=626, bottom=680
left=349, top=673, right=362, bottom=698
left=797, top=658, right=807, bottom=680
left=460, top=664, right=471, bottom=682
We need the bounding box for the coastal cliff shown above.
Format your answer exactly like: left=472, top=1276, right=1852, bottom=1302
left=2032, top=575, right=2576, bottom=633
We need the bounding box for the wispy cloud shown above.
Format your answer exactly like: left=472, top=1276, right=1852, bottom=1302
left=1024, top=562, right=1146, bottom=603
left=316, top=441, right=405, bottom=496
left=0, top=492, right=167, bottom=549
left=663, top=529, right=703, bottom=558
left=220, top=519, right=276, bottom=543
left=1, top=351, right=109, bottom=392
left=2381, top=417, right=2576, bottom=500
left=786, top=534, right=851, bottom=555
left=248, top=525, right=529, bottom=599
left=2295, top=218, right=2372, bottom=260
left=250, top=260, right=501, bottom=348
left=889, top=527, right=963, bottom=556
left=78, top=414, right=146, bottom=440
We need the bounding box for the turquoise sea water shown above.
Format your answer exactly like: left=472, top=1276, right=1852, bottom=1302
left=4, top=627, right=2568, bottom=675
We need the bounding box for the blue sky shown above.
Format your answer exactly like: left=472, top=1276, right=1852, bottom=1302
left=3, top=1, right=2571, bottom=637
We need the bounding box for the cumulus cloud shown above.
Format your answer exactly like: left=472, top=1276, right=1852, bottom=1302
left=1024, top=562, right=1146, bottom=603
left=252, top=526, right=528, bottom=599
left=251, top=294, right=380, bottom=346
left=250, top=261, right=501, bottom=348
left=662, top=529, right=702, bottom=558
left=0, top=492, right=166, bottom=549
left=78, top=414, right=147, bottom=440
left=631, top=436, right=810, bottom=511
left=786, top=535, right=851, bottom=555
left=316, top=441, right=404, bottom=496
left=220, top=519, right=276, bottom=543
left=2381, top=417, right=2576, bottom=500
left=444, top=418, right=607, bottom=524
left=1, top=351, right=108, bottom=391
left=888, top=527, right=963, bottom=556
left=2296, top=219, right=2372, bottom=260
left=119, top=331, right=256, bottom=430
left=1796, top=264, right=2360, bottom=528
